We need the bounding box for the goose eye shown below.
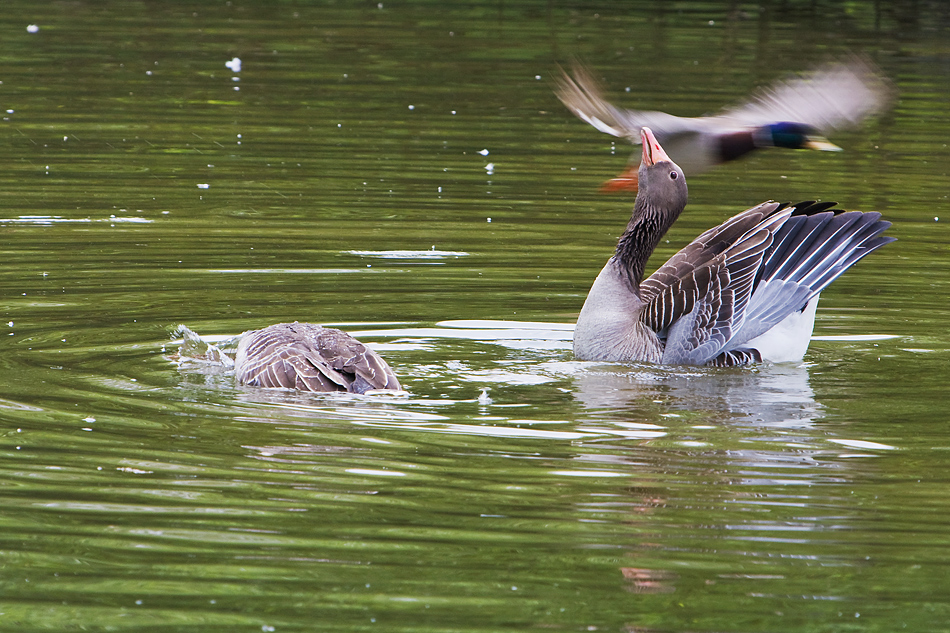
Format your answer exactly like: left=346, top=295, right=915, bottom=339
left=670, top=171, right=678, bottom=180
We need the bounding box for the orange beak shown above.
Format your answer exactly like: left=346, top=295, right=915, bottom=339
left=600, top=127, right=671, bottom=193
left=640, top=127, right=672, bottom=166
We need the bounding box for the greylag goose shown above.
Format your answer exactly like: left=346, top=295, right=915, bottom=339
left=234, top=322, right=401, bottom=393
left=556, top=58, right=892, bottom=191
left=573, top=127, right=894, bottom=366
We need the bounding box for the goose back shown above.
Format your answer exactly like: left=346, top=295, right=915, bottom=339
left=234, top=322, right=401, bottom=393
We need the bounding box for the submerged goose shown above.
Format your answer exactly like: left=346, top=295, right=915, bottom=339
left=234, top=322, right=401, bottom=393
left=573, top=127, right=894, bottom=366
left=556, top=59, right=892, bottom=191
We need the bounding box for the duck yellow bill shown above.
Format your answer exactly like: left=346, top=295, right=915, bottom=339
left=804, top=136, right=842, bottom=152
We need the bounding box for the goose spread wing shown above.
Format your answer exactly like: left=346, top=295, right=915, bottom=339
left=712, top=57, right=893, bottom=133
left=728, top=203, right=895, bottom=348
left=639, top=201, right=787, bottom=308
left=555, top=64, right=712, bottom=143
left=653, top=227, right=775, bottom=365
left=638, top=203, right=794, bottom=365
left=235, top=323, right=401, bottom=393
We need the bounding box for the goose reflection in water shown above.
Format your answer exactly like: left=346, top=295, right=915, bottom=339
left=570, top=362, right=820, bottom=429
left=567, top=361, right=847, bottom=488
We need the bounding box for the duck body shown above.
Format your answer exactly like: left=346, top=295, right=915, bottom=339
left=234, top=322, right=401, bottom=393
left=557, top=59, right=891, bottom=191
left=573, top=128, right=895, bottom=367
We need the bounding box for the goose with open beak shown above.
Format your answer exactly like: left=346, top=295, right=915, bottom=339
left=572, top=128, right=895, bottom=366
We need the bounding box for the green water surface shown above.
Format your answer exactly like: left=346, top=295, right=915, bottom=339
left=0, top=2, right=949, bottom=632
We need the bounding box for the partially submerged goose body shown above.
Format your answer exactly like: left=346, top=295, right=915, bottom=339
left=556, top=58, right=892, bottom=191
left=573, top=127, right=895, bottom=366
left=234, top=322, right=401, bottom=393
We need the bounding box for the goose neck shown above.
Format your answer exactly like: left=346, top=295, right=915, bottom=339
left=615, top=199, right=681, bottom=290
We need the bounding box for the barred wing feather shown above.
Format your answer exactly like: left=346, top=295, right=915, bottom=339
left=639, top=201, right=787, bottom=306
left=656, top=225, right=774, bottom=365
left=235, top=323, right=401, bottom=394
left=729, top=205, right=895, bottom=349
left=638, top=204, right=792, bottom=365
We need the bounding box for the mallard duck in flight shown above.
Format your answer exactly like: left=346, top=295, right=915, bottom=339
left=556, top=58, right=892, bottom=191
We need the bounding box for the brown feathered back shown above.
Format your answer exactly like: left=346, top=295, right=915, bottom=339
left=234, top=322, right=401, bottom=393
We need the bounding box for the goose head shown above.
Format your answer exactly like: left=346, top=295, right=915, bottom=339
left=613, top=128, right=689, bottom=288
left=633, top=127, right=688, bottom=221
